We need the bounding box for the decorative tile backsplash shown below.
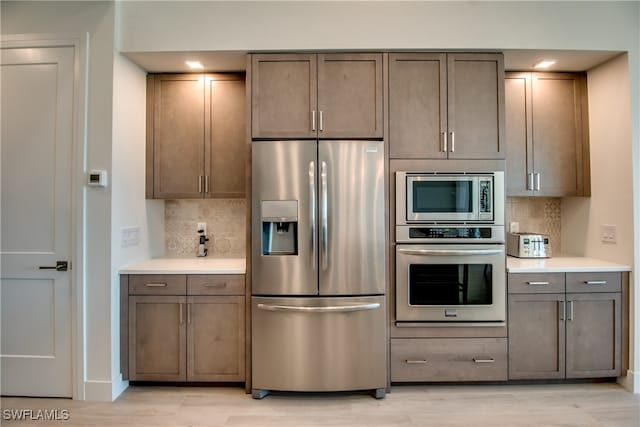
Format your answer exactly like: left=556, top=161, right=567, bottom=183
left=165, top=199, right=246, bottom=258
left=506, top=197, right=562, bottom=255
left=165, top=198, right=559, bottom=258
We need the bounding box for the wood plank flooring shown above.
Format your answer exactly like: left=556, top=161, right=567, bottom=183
left=1, top=382, right=639, bottom=426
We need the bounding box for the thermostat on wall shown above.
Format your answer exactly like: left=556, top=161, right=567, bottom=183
left=88, top=170, right=108, bottom=187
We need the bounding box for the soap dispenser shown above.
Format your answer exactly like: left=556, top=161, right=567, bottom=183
left=197, top=229, right=209, bottom=257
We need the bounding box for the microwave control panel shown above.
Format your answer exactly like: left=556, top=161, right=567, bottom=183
left=479, top=178, right=492, bottom=214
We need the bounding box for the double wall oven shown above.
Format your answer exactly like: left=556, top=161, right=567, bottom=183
left=395, top=170, right=506, bottom=325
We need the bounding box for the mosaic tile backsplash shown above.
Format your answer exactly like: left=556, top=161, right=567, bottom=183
left=165, top=199, right=246, bottom=258
left=506, top=197, right=562, bottom=256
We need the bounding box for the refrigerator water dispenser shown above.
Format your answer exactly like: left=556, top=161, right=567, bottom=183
left=261, top=200, right=298, bottom=255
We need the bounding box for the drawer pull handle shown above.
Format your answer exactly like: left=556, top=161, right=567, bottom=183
left=526, top=281, right=550, bottom=286
left=584, top=280, right=607, bottom=285
left=204, top=283, right=227, bottom=288
left=144, top=283, right=167, bottom=287
left=405, top=359, right=428, bottom=365
left=472, top=358, right=495, bottom=364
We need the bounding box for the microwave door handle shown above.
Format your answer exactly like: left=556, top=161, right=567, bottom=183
left=398, top=248, right=504, bottom=256
left=309, top=161, right=316, bottom=271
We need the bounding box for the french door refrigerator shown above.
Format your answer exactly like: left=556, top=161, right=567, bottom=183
left=251, top=140, right=386, bottom=399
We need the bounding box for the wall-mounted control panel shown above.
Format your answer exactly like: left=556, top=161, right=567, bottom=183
left=87, top=170, right=108, bottom=187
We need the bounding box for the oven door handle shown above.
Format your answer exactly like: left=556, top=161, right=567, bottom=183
left=398, top=248, right=504, bottom=256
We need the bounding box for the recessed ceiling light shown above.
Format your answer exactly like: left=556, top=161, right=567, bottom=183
left=534, top=60, right=556, bottom=69
left=186, top=61, right=204, bottom=70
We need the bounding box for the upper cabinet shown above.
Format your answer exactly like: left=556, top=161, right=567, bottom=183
left=505, top=72, right=590, bottom=197
left=146, top=73, right=246, bottom=199
left=389, top=53, right=505, bottom=159
left=251, top=53, right=383, bottom=139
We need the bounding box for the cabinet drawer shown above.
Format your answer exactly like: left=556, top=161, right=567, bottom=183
left=390, top=338, right=507, bottom=382
left=187, top=274, right=245, bottom=295
left=508, top=273, right=565, bottom=294
left=129, top=275, right=186, bottom=295
left=566, top=272, right=621, bottom=293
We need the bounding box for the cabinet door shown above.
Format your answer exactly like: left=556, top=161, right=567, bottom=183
left=205, top=74, right=246, bottom=198
left=187, top=296, right=245, bottom=382
left=389, top=53, right=447, bottom=159
left=251, top=54, right=317, bottom=139
left=505, top=72, right=534, bottom=195
left=508, top=293, right=565, bottom=379
left=531, top=73, right=586, bottom=196
left=129, top=295, right=186, bottom=381
left=565, top=293, right=621, bottom=378
left=151, top=74, right=205, bottom=198
left=318, top=53, right=383, bottom=139
left=447, top=54, right=505, bottom=159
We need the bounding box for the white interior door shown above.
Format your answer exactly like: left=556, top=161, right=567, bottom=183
left=1, top=46, right=74, bottom=397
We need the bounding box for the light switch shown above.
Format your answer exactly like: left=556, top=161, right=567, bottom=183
left=121, top=226, right=140, bottom=247
left=600, top=224, right=617, bottom=243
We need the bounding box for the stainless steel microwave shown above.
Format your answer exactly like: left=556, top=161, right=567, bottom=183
left=396, top=172, right=504, bottom=225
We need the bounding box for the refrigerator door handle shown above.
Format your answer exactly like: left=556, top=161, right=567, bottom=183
left=309, top=161, right=316, bottom=270
left=320, top=160, right=329, bottom=271
left=256, top=303, right=380, bottom=313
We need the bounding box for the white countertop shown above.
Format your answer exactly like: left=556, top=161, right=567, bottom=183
left=119, top=257, right=246, bottom=275
left=507, top=256, right=631, bottom=273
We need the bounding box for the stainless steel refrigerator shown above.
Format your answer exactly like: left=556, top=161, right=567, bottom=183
left=251, top=140, right=386, bottom=399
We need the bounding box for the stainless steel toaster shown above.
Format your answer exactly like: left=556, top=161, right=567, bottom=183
left=507, top=232, right=551, bottom=258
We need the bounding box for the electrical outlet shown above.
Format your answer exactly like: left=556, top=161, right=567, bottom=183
left=197, top=222, right=207, bottom=235
left=509, top=222, right=520, bottom=233
left=600, top=224, right=617, bottom=243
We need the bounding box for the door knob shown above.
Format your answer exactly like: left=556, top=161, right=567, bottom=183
left=39, top=261, right=68, bottom=271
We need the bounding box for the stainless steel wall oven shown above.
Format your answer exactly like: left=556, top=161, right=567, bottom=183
left=395, top=170, right=506, bottom=325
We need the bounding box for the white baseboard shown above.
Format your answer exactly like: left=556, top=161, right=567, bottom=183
left=84, top=375, right=129, bottom=402
left=618, top=369, right=640, bottom=393
left=112, top=375, right=129, bottom=401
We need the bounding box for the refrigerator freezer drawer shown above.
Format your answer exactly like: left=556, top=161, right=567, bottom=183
left=252, top=296, right=387, bottom=392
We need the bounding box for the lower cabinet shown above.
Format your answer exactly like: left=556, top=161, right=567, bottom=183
left=507, top=272, right=622, bottom=380
left=129, top=295, right=187, bottom=381
left=565, top=292, right=621, bottom=378
left=391, top=338, right=508, bottom=382
left=187, top=295, right=245, bottom=381
left=122, top=274, right=245, bottom=383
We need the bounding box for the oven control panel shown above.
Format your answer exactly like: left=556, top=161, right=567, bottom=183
left=408, top=227, right=493, bottom=239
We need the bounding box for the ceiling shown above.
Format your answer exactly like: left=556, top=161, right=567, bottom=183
left=124, top=49, right=623, bottom=74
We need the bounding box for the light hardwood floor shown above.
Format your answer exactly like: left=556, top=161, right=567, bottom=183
left=1, top=382, right=639, bottom=426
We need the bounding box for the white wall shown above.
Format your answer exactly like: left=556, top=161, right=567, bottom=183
left=1, top=0, right=117, bottom=401
left=563, top=54, right=634, bottom=263
left=110, top=51, right=165, bottom=400
left=118, top=1, right=638, bottom=52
